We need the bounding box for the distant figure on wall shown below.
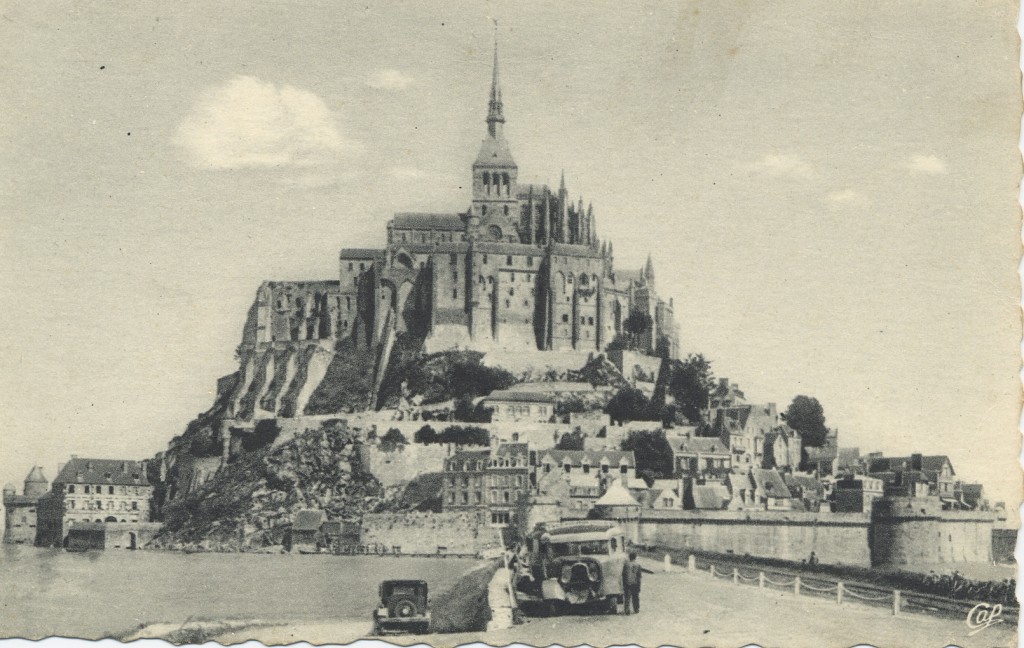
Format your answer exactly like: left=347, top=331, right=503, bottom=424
left=621, top=552, right=654, bottom=615
left=808, top=551, right=819, bottom=566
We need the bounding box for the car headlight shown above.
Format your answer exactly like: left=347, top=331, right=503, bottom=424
left=377, top=607, right=389, bottom=618
left=560, top=565, right=572, bottom=583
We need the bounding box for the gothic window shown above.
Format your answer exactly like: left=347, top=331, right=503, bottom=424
left=347, top=262, right=353, bottom=271
left=450, top=253, right=457, bottom=265
left=487, top=276, right=494, bottom=285
left=579, top=274, right=589, bottom=287
left=483, top=254, right=488, bottom=264
left=503, top=205, right=509, bottom=216
left=401, top=233, right=407, bottom=242
left=509, top=288, right=514, bottom=296
left=503, top=173, right=510, bottom=194
left=345, top=296, right=351, bottom=309
left=506, top=255, right=512, bottom=265
left=567, top=273, right=574, bottom=284
left=561, top=314, right=568, bottom=323
left=483, top=172, right=490, bottom=193
left=453, top=270, right=458, bottom=281
left=588, top=316, right=594, bottom=325
left=452, top=288, right=458, bottom=299
left=343, top=320, right=348, bottom=329
left=488, top=225, right=502, bottom=240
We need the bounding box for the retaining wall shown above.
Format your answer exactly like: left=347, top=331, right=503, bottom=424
left=360, top=511, right=501, bottom=555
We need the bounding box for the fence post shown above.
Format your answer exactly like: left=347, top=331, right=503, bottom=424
left=836, top=582, right=844, bottom=605
left=688, top=555, right=696, bottom=573
left=710, top=564, right=715, bottom=578
left=758, top=572, right=765, bottom=588
left=733, top=568, right=739, bottom=584
left=892, top=590, right=901, bottom=616
left=664, top=553, right=672, bottom=572
left=794, top=576, right=801, bottom=596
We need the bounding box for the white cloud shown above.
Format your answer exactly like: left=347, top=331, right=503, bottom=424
left=905, top=154, right=947, bottom=175
left=826, top=189, right=864, bottom=203
left=175, top=76, right=349, bottom=169
left=749, top=153, right=814, bottom=179
left=367, top=69, right=414, bottom=90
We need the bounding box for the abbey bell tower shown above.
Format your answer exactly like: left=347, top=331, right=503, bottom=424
left=471, top=41, right=519, bottom=242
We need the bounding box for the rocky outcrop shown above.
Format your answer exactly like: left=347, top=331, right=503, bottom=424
left=154, top=419, right=383, bottom=550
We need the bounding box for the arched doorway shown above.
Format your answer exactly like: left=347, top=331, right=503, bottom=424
left=129, top=532, right=137, bottom=550
left=104, top=516, right=117, bottom=523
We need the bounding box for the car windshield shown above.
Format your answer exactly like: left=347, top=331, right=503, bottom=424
left=549, top=540, right=609, bottom=557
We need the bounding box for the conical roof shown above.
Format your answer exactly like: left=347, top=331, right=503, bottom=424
left=595, top=480, right=640, bottom=507
left=25, top=466, right=47, bottom=483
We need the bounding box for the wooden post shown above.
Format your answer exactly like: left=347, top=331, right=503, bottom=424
left=893, top=590, right=901, bottom=616
left=794, top=576, right=801, bottom=596
left=688, top=555, right=696, bottom=573
left=733, top=568, right=739, bottom=584
left=710, top=564, right=715, bottom=578
left=759, top=572, right=765, bottom=588
left=837, top=582, right=844, bottom=605
left=664, top=553, right=672, bottom=572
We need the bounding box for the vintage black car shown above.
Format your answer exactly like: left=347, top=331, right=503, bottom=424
left=372, top=579, right=430, bottom=635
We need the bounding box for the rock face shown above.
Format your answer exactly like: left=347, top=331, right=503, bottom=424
left=153, top=419, right=383, bottom=551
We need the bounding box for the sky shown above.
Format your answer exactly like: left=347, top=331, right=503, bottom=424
left=1, top=1, right=1020, bottom=522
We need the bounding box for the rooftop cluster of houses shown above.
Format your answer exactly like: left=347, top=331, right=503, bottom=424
left=432, top=377, right=997, bottom=527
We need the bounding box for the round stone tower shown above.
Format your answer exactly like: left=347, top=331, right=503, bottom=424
left=23, top=466, right=48, bottom=498
left=2, top=483, right=15, bottom=501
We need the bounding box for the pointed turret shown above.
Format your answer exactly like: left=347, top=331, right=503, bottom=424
left=643, top=254, right=655, bottom=285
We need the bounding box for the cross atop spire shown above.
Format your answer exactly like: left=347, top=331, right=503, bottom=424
left=486, top=30, right=505, bottom=137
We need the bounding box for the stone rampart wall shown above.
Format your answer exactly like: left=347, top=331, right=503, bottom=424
left=871, top=516, right=995, bottom=566
left=624, top=510, right=873, bottom=566
left=360, top=511, right=501, bottom=555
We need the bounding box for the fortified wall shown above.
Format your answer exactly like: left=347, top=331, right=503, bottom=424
left=869, top=497, right=996, bottom=566
left=361, top=511, right=501, bottom=555
left=611, top=501, right=997, bottom=568
left=624, top=510, right=873, bottom=566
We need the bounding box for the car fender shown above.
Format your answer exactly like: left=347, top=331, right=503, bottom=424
left=541, top=578, right=566, bottom=601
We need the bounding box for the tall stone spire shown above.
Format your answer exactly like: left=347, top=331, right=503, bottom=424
left=643, top=254, right=656, bottom=285
left=486, top=35, right=505, bottom=137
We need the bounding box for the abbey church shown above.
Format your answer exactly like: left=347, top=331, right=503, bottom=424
left=242, top=47, right=679, bottom=361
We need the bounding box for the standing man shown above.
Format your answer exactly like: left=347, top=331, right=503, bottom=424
left=621, top=552, right=653, bottom=614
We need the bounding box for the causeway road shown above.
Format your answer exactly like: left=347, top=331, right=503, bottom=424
left=212, top=557, right=1017, bottom=647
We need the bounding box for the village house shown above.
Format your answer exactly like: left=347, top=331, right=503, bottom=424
left=484, top=390, right=555, bottom=423
left=867, top=454, right=958, bottom=505
left=285, top=509, right=325, bottom=552
left=727, top=468, right=793, bottom=511
left=440, top=443, right=533, bottom=526
left=673, top=435, right=731, bottom=479
left=2, top=467, right=48, bottom=545
left=832, top=475, right=885, bottom=513
left=711, top=402, right=780, bottom=468
left=35, top=457, right=155, bottom=549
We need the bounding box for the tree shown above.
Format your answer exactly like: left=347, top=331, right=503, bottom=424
left=555, top=429, right=586, bottom=450
left=782, top=396, right=828, bottom=448
left=620, top=429, right=674, bottom=483
left=379, top=427, right=408, bottom=451
left=414, top=425, right=437, bottom=444
left=664, top=353, right=715, bottom=425
left=622, top=310, right=653, bottom=350
left=604, top=387, right=654, bottom=424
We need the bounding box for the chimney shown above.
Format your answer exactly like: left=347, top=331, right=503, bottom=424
left=910, top=453, right=923, bottom=471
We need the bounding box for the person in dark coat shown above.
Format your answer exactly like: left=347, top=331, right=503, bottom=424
left=621, top=552, right=654, bottom=614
